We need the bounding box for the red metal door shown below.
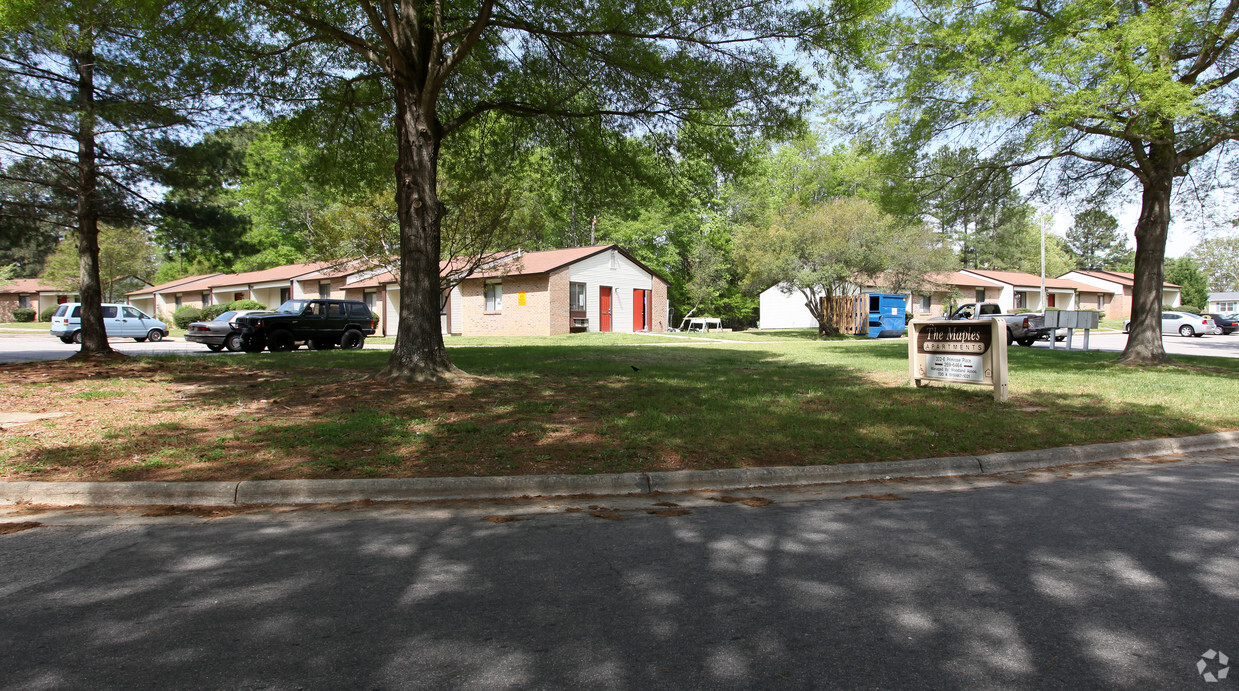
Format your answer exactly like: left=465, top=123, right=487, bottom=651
left=600, top=286, right=612, bottom=332
left=633, top=289, right=647, bottom=331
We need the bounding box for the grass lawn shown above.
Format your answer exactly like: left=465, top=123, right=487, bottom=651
left=1, top=338, right=1236, bottom=482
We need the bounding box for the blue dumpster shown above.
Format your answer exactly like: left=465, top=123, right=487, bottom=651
left=867, top=293, right=906, bottom=338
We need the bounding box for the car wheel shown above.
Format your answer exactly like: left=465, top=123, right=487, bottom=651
left=206, top=343, right=225, bottom=352
left=1123, top=323, right=1130, bottom=333
left=340, top=330, right=365, bottom=350
left=1006, top=329, right=1014, bottom=347
left=147, top=330, right=164, bottom=343
left=1179, top=325, right=1194, bottom=337
left=241, top=335, right=266, bottom=353
left=225, top=333, right=244, bottom=352
left=268, top=329, right=296, bottom=353
left=1017, top=338, right=1035, bottom=347
left=59, top=336, right=73, bottom=344
left=71, top=331, right=81, bottom=344
left=134, top=337, right=147, bottom=342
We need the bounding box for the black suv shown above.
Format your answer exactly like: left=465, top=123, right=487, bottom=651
left=235, top=299, right=376, bottom=353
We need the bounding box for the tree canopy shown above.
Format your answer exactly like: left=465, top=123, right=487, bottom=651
left=240, top=0, right=878, bottom=381
left=858, top=0, right=1239, bottom=364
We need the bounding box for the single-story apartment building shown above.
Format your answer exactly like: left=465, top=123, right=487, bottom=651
left=1208, top=292, right=1239, bottom=314
left=0, top=278, right=79, bottom=321
left=958, top=269, right=1105, bottom=312
left=123, top=245, right=669, bottom=338
left=1057, top=270, right=1181, bottom=319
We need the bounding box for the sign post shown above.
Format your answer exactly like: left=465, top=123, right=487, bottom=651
left=909, top=317, right=1009, bottom=402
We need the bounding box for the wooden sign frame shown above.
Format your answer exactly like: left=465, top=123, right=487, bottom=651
left=909, top=317, right=1009, bottom=402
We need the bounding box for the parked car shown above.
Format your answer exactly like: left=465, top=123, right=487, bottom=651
left=233, top=299, right=376, bottom=353
left=49, top=303, right=169, bottom=344
left=1122, top=311, right=1222, bottom=337
left=184, top=310, right=271, bottom=352
left=1203, top=313, right=1238, bottom=335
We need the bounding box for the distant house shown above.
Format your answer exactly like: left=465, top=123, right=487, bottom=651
left=0, top=278, right=78, bottom=321
left=1057, top=270, right=1182, bottom=319
left=758, top=272, right=1007, bottom=329
left=958, top=269, right=1105, bottom=312
left=374, top=245, right=669, bottom=337
left=1208, top=292, right=1239, bottom=314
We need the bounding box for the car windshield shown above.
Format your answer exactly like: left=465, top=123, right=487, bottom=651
left=274, top=300, right=310, bottom=314
left=213, top=311, right=237, bottom=322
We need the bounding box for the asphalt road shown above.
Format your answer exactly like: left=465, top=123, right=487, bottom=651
left=1, top=457, right=1236, bottom=689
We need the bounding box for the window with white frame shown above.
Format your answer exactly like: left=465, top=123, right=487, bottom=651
left=975, top=288, right=985, bottom=302
left=174, top=294, right=183, bottom=308
left=18, top=295, right=29, bottom=309
left=364, top=291, right=376, bottom=310
left=570, top=282, right=587, bottom=312
left=319, top=282, right=330, bottom=299
left=1014, top=292, right=1026, bottom=309
left=485, top=281, right=502, bottom=311
left=1219, top=301, right=1236, bottom=312
left=919, top=295, right=931, bottom=312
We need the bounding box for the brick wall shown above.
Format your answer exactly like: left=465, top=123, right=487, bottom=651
left=651, top=277, right=668, bottom=332
left=460, top=274, right=552, bottom=336
left=548, top=268, right=571, bottom=335
left=0, top=295, right=20, bottom=322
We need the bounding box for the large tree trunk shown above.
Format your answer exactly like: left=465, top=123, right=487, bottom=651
left=1117, top=150, right=1173, bottom=365
left=72, top=43, right=112, bottom=358
left=377, top=81, right=465, bottom=382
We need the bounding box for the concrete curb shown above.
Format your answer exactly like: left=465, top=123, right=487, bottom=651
left=1, top=431, right=1237, bottom=507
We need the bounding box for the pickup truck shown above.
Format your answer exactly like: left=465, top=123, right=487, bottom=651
left=935, top=302, right=1050, bottom=347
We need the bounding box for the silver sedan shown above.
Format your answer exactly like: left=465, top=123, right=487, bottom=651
left=184, top=310, right=271, bottom=351
left=1123, top=311, right=1222, bottom=337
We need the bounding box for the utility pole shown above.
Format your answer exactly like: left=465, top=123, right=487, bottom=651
left=1040, top=218, right=1046, bottom=310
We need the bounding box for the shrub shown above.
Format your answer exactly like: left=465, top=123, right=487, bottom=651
left=39, top=305, right=58, bottom=322
left=11, top=307, right=36, bottom=322
left=200, top=304, right=230, bottom=321
left=172, top=305, right=202, bottom=329
left=227, top=299, right=266, bottom=311
left=370, top=310, right=380, bottom=327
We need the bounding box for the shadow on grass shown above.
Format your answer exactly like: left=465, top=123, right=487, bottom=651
left=5, top=340, right=1233, bottom=481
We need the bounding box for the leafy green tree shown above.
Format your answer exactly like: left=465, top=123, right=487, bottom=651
left=1188, top=236, right=1239, bottom=292
left=920, top=148, right=1038, bottom=271
left=864, top=0, right=1239, bottom=364
left=736, top=198, right=954, bottom=336
left=1065, top=208, right=1131, bottom=271
left=244, top=0, right=874, bottom=382
left=1164, top=257, right=1211, bottom=310
left=41, top=225, right=158, bottom=302
left=0, top=0, right=242, bottom=356
left=154, top=125, right=258, bottom=271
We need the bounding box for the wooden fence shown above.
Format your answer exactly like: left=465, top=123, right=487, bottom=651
left=821, top=295, right=867, bottom=335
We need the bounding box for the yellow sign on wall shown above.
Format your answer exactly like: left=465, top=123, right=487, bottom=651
left=518, top=292, right=527, bottom=306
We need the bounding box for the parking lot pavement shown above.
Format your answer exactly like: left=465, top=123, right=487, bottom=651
left=1021, top=329, right=1239, bottom=358
left=0, top=333, right=393, bottom=364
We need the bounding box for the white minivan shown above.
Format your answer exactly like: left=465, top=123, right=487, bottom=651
left=50, top=303, right=170, bottom=344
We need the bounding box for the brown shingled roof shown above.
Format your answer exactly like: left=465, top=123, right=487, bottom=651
left=1, top=278, right=70, bottom=294
left=962, top=269, right=1100, bottom=292
left=1069, top=270, right=1180, bottom=289
left=126, top=273, right=223, bottom=297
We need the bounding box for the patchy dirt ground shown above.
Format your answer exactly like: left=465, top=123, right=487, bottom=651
left=0, top=357, right=713, bottom=482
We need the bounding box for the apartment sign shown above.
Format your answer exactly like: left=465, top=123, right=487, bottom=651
left=909, top=318, right=1009, bottom=402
